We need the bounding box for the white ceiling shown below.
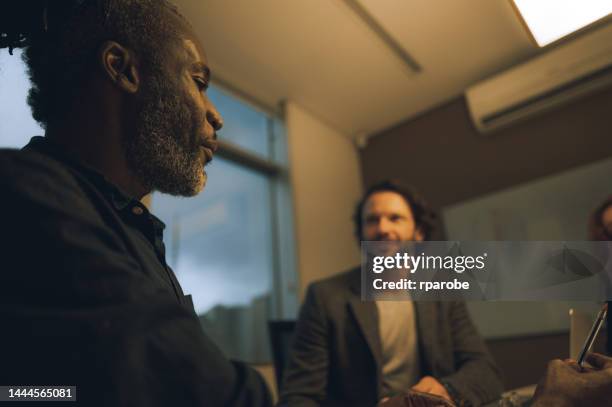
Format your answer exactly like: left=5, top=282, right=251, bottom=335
left=175, top=0, right=541, bottom=138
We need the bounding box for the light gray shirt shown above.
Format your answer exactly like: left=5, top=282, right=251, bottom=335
left=376, top=300, right=421, bottom=397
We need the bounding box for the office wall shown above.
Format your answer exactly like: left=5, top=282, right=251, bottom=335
left=358, top=86, right=612, bottom=344
left=286, top=102, right=363, bottom=299
left=360, top=85, right=612, bottom=208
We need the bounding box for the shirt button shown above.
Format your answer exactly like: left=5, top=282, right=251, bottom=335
left=132, top=206, right=144, bottom=215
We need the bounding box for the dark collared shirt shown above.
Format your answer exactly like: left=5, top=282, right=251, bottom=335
left=0, top=137, right=271, bottom=406
left=25, top=137, right=187, bottom=305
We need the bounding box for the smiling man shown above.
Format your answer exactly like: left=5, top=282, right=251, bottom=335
left=280, top=180, right=503, bottom=407
left=0, top=1, right=270, bottom=406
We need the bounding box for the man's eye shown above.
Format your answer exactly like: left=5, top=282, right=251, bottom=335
left=193, top=77, right=208, bottom=91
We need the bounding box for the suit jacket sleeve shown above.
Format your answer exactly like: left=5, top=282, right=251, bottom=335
left=438, top=302, right=504, bottom=406
left=278, top=283, right=330, bottom=407
left=0, top=152, right=272, bottom=407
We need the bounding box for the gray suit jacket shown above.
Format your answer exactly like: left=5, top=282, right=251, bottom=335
left=279, top=268, right=503, bottom=407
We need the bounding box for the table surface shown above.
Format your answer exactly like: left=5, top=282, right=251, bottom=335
left=483, top=384, right=537, bottom=407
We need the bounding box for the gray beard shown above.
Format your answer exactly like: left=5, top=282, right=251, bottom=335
left=123, top=73, right=206, bottom=197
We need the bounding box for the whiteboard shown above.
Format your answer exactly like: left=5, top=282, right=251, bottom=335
left=443, top=157, right=612, bottom=339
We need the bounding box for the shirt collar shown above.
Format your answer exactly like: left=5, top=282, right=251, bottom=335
left=22, top=136, right=166, bottom=230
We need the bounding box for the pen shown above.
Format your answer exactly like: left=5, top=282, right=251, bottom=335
left=577, top=303, right=608, bottom=368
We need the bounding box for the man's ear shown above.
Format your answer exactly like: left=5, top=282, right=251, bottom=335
left=98, top=41, right=140, bottom=94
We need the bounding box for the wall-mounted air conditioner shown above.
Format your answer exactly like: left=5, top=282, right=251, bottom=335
left=465, top=22, right=612, bottom=134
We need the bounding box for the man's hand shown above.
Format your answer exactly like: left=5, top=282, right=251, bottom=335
left=411, top=376, right=452, bottom=402
left=532, top=353, right=612, bottom=407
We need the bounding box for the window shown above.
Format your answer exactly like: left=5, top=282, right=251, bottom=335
left=0, top=48, right=298, bottom=364
left=0, top=49, right=44, bottom=147
left=207, top=86, right=271, bottom=158
left=152, top=85, right=297, bottom=363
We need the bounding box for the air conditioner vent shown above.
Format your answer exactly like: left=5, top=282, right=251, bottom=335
left=466, top=23, right=612, bottom=134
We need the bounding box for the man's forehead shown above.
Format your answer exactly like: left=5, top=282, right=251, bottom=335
left=364, top=191, right=411, bottom=214
left=183, top=39, right=207, bottom=65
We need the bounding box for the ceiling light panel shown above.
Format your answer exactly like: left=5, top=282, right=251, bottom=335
left=513, top=0, right=612, bottom=46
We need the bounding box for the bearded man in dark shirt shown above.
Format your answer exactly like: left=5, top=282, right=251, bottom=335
left=0, top=1, right=271, bottom=406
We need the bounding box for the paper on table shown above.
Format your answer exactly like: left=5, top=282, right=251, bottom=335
left=379, top=390, right=456, bottom=407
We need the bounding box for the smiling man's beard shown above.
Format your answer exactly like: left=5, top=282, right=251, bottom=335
left=123, top=71, right=207, bottom=197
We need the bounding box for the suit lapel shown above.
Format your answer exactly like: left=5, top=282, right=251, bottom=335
left=414, top=301, right=437, bottom=376
left=347, top=297, right=382, bottom=366
left=347, top=269, right=383, bottom=397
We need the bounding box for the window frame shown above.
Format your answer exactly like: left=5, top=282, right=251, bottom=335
left=204, top=80, right=298, bottom=321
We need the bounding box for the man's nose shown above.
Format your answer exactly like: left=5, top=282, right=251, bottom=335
left=206, top=103, right=224, bottom=132
left=376, top=218, right=393, bottom=236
